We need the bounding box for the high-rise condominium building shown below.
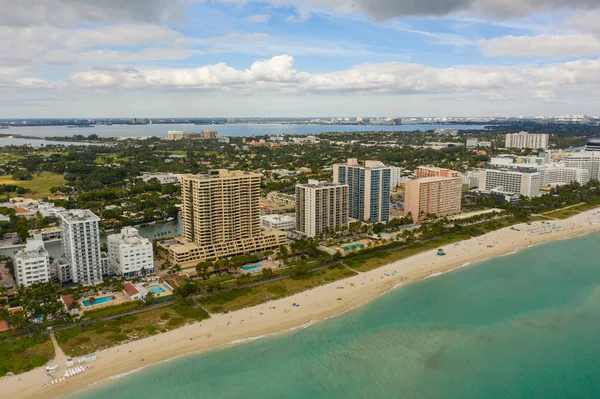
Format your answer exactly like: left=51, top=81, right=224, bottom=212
left=295, top=180, right=349, bottom=237
left=59, top=210, right=103, bottom=285
left=505, top=132, right=549, bottom=150
left=13, top=233, right=49, bottom=287
left=107, top=227, right=154, bottom=277
left=169, top=170, right=285, bottom=266
left=405, top=168, right=462, bottom=223
left=332, top=158, right=391, bottom=223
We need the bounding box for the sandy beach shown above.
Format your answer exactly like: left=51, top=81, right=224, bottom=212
left=4, top=209, right=600, bottom=399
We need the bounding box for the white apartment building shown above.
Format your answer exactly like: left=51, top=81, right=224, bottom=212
left=462, top=170, right=480, bottom=189
left=479, top=165, right=541, bottom=198
left=505, top=132, right=549, bottom=150
left=390, top=166, right=406, bottom=187
left=260, top=214, right=296, bottom=231
left=59, top=210, right=103, bottom=285
left=107, top=227, right=154, bottom=277
left=466, top=138, right=479, bottom=147
left=539, top=164, right=590, bottom=186
left=295, top=180, right=348, bottom=237
left=13, top=233, right=49, bottom=287
left=565, top=152, right=600, bottom=180
left=141, top=173, right=181, bottom=184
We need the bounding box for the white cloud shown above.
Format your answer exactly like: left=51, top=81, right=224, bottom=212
left=0, top=0, right=187, bottom=27
left=564, top=11, right=600, bottom=34
left=256, top=0, right=600, bottom=19
left=479, top=34, right=600, bottom=57
left=0, top=24, right=196, bottom=67
left=8, top=54, right=600, bottom=101
left=285, top=9, right=311, bottom=22
left=246, top=14, right=271, bottom=23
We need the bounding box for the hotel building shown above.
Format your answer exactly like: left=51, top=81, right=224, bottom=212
left=295, top=180, right=348, bottom=237
left=58, top=210, right=103, bottom=285
left=332, top=158, right=391, bottom=223
left=167, top=170, right=285, bottom=267
left=405, top=168, right=462, bottom=222
left=13, top=233, right=50, bottom=287
left=479, top=165, right=541, bottom=198
left=107, top=227, right=154, bottom=277
left=505, top=132, right=549, bottom=150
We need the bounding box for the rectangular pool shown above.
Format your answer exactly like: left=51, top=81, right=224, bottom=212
left=148, top=285, right=166, bottom=294
left=343, top=244, right=363, bottom=251
left=82, top=296, right=115, bottom=307
left=242, top=264, right=262, bottom=271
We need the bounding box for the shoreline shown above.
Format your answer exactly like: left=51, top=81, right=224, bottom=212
left=3, top=209, right=600, bottom=399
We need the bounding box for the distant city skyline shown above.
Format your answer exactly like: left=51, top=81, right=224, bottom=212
left=3, top=1, right=600, bottom=117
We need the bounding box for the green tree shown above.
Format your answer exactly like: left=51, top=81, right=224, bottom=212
left=145, top=291, right=155, bottom=305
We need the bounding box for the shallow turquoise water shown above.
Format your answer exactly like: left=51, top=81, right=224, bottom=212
left=73, top=233, right=600, bottom=399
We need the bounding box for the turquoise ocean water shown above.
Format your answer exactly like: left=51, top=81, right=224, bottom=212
left=73, top=233, right=600, bottom=399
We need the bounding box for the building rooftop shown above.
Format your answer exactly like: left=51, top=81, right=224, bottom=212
left=411, top=176, right=462, bottom=183
left=182, top=170, right=260, bottom=181
left=298, top=180, right=347, bottom=189
left=123, top=282, right=140, bottom=296
left=59, top=209, right=100, bottom=223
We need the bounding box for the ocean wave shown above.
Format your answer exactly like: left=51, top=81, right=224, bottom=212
left=109, top=366, right=148, bottom=380
left=228, top=334, right=268, bottom=345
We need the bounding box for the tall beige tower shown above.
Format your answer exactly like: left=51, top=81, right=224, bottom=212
left=169, top=170, right=285, bottom=266
left=181, top=170, right=261, bottom=245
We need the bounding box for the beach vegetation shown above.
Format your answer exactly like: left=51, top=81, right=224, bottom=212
left=0, top=334, right=54, bottom=376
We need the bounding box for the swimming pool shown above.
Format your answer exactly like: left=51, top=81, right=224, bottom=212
left=82, top=296, right=115, bottom=307
left=242, top=264, right=262, bottom=271
left=343, top=244, right=364, bottom=251
left=148, top=285, right=166, bottom=294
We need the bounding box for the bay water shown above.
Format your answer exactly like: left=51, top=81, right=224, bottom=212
left=72, top=233, right=600, bottom=399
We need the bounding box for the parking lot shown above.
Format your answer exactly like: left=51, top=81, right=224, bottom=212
left=0, top=263, right=16, bottom=296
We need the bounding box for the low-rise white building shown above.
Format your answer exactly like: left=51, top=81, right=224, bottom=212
left=260, top=214, right=296, bottom=231
left=13, top=233, right=50, bottom=287
left=141, top=173, right=181, bottom=185
left=107, top=227, right=154, bottom=277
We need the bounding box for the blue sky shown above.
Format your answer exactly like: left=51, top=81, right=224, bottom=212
left=2, top=0, right=600, bottom=117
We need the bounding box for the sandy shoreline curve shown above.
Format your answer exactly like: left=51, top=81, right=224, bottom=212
left=3, top=209, right=600, bottom=399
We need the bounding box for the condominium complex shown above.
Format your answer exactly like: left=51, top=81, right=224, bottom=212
left=13, top=234, right=49, bottom=287
left=167, top=130, right=217, bottom=140
left=332, top=158, right=391, bottom=223
left=480, top=155, right=590, bottom=200
left=505, top=132, right=549, bottom=150
left=405, top=169, right=462, bottom=222
left=565, top=151, right=600, bottom=180
left=58, top=210, right=103, bottom=285
left=107, top=227, right=154, bottom=277
left=295, top=180, right=349, bottom=237
left=167, top=170, right=285, bottom=266
left=390, top=166, right=406, bottom=187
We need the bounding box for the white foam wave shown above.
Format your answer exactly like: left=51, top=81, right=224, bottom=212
left=228, top=334, right=268, bottom=345
left=109, top=366, right=148, bottom=380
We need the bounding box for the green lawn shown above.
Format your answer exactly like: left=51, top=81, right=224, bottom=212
left=202, top=265, right=357, bottom=313
left=81, top=301, right=145, bottom=319
left=541, top=202, right=599, bottom=220
left=0, top=335, right=55, bottom=376
left=0, top=173, right=66, bottom=198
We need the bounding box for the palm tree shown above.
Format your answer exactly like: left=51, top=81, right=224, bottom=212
left=88, top=296, right=96, bottom=309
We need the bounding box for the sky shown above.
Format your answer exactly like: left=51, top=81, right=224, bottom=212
left=2, top=0, right=600, bottom=118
